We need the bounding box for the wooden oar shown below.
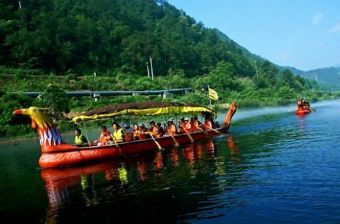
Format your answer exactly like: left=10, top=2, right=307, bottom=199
left=169, top=133, right=179, bottom=147
left=206, top=128, right=222, bottom=135
left=111, top=136, right=121, bottom=149
left=183, top=129, right=194, bottom=143
left=150, top=134, right=164, bottom=151
left=165, top=123, right=179, bottom=147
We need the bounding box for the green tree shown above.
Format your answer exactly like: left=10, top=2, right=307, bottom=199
left=34, top=85, right=69, bottom=116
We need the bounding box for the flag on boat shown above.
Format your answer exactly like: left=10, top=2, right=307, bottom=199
left=208, top=87, right=219, bottom=101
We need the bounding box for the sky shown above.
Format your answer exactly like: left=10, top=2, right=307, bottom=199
left=167, top=0, right=340, bottom=71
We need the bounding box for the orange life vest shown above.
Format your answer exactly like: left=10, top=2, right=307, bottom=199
left=149, top=126, right=160, bottom=138
left=132, top=129, right=142, bottom=140
left=166, top=124, right=177, bottom=136
left=99, top=130, right=112, bottom=145
left=203, top=120, right=213, bottom=129
left=191, top=120, right=201, bottom=132
left=180, top=121, right=191, bottom=133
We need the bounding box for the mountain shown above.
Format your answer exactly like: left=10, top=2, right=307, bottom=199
left=0, top=0, right=257, bottom=77
left=298, top=67, right=340, bottom=89
left=0, top=0, right=314, bottom=94
left=281, top=66, right=303, bottom=76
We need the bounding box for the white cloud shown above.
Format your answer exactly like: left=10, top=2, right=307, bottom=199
left=329, top=23, right=340, bottom=33
left=312, top=12, right=324, bottom=26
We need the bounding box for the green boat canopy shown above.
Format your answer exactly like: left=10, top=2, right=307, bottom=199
left=71, top=102, right=215, bottom=123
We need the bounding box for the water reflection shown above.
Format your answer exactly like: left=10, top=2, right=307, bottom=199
left=226, top=135, right=240, bottom=155
left=40, top=139, right=227, bottom=223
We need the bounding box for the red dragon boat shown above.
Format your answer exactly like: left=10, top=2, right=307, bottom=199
left=13, top=101, right=237, bottom=168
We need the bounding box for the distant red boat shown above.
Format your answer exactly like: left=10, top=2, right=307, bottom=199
left=296, top=108, right=312, bottom=115
left=13, top=101, right=237, bottom=168
left=296, top=99, right=312, bottom=116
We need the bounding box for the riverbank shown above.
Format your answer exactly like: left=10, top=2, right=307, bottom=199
left=2, top=98, right=338, bottom=143
left=2, top=68, right=339, bottom=139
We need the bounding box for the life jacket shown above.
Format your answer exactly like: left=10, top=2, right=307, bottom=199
left=203, top=119, right=213, bottom=129
left=149, top=126, right=160, bottom=138
left=138, top=127, right=146, bottom=139
left=99, top=130, right=112, bottom=145
left=191, top=120, right=201, bottom=132
left=113, top=128, right=124, bottom=143
left=132, top=129, right=142, bottom=140
left=75, top=134, right=87, bottom=146
left=166, top=124, right=177, bottom=136
left=180, top=121, right=191, bottom=133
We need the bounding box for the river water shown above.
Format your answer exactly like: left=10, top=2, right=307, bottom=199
left=1, top=100, right=340, bottom=224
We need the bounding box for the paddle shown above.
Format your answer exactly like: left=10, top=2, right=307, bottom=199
left=205, top=128, right=222, bottom=135
left=169, top=133, right=179, bottom=147
left=150, top=134, right=164, bottom=151
left=192, top=123, right=222, bottom=135
left=179, top=122, right=194, bottom=143
left=165, top=123, right=179, bottom=147
left=111, top=136, right=121, bottom=149
left=183, top=129, right=194, bottom=143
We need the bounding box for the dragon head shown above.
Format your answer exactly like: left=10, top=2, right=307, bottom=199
left=13, top=107, right=63, bottom=150
left=13, top=107, right=54, bottom=128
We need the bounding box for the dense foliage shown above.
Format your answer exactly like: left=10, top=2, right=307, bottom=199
left=0, top=0, right=294, bottom=79
left=0, top=0, right=336, bottom=138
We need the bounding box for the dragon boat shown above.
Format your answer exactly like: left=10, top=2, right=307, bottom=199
left=13, top=101, right=237, bottom=168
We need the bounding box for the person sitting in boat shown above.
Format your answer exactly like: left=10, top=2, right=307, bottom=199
left=180, top=117, right=191, bottom=133
left=148, top=121, right=160, bottom=138
left=139, top=124, right=147, bottom=132
left=303, top=101, right=310, bottom=110
left=93, top=125, right=112, bottom=146
left=165, top=119, right=177, bottom=136
left=297, top=98, right=303, bottom=109
left=157, top=122, right=165, bottom=137
left=132, top=123, right=142, bottom=140
left=203, top=115, right=214, bottom=130
left=112, top=122, right=125, bottom=143
left=138, top=124, right=147, bottom=139
left=74, top=128, right=88, bottom=146
left=123, top=124, right=133, bottom=142
left=191, top=116, right=203, bottom=132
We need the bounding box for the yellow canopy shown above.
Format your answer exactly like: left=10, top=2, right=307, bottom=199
left=71, top=102, right=215, bottom=123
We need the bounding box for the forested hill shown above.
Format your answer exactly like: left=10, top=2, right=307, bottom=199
left=297, top=67, right=340, bottom=89
left=0, top=0, right=280, bottom=77
left=1, top=0, right=336, bottom=138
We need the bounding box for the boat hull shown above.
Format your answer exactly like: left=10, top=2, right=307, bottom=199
left=39, top=127, right=229, bottom=168
left=296, top=109, right=311, bottom=115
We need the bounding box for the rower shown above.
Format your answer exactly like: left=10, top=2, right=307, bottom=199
left=132, top=124, right=142, bottom=140
left=165, top=119, right=177, bottom=136
left=148, top=121, right=160, bottom=138
left=74, top=128, right=88, bottom=146
left=297, top=98, right=303, bottom=109
left=93, top=126, right=112, bottom=146
left=157, top=122, right=165, bottom=137
left=180, top=117, right=191, bottom=133
left=203, top=115, right=213, bottom=130
left=112, top=122, right=125, bottom=143
left=191, top=116, right=202, bottom=132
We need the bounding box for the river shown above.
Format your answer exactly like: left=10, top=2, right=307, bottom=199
left=1, top=100, right=340, bottom=224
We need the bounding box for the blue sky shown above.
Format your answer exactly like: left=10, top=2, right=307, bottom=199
left=167, top=0, right=340, bottom=71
